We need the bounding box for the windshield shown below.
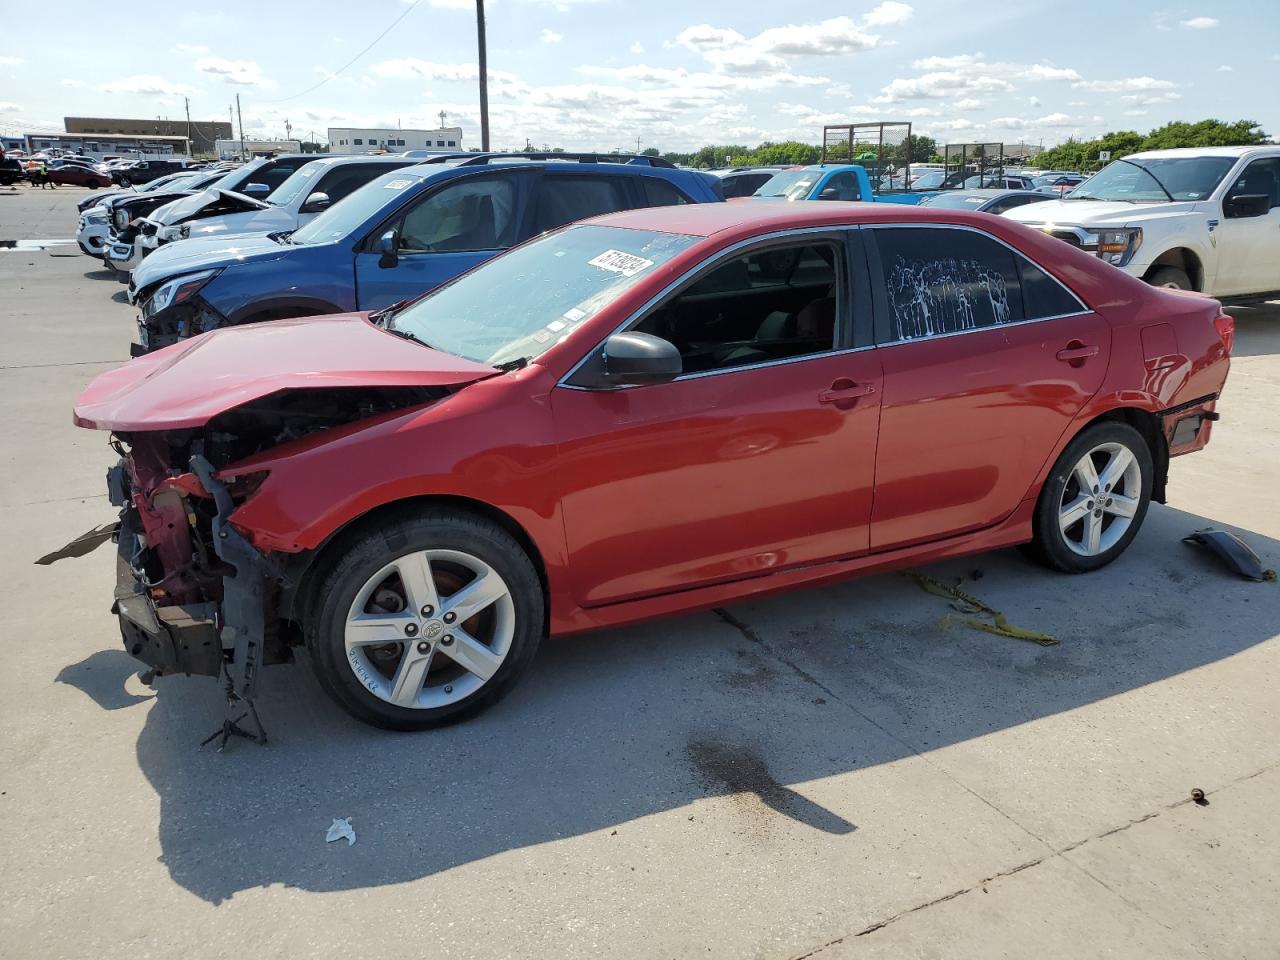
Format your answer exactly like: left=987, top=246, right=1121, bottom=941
left=910, top=171, right=945, bottom=189
left=753, top=170, right=817, bottom=200
left=922, top=192, right=991, bottom=209
left=1068, top=157, right=1234, bottom=202
left=389, top=224, right=700, bottom=366
left=265, top=161, right=328, bottom=208
left=290, top=170, right=421, bottom=245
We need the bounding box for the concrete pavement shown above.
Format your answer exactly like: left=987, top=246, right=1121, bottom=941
left=1, top=186, right=1277, bottom=960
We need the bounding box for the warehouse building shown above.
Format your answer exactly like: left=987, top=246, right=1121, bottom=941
left=15, top=131, right=190, bottom=159
left=328, top=126, right=463, bottom=154
left=65, top=116, right=231, bottom=156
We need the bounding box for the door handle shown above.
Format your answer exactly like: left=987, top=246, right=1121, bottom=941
left=818, top=379, right=876, bottom=403
left=1056, top=342, right=1099, bottom=364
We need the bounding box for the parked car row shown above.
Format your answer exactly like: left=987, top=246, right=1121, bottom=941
left=46, top=141, right=1243, bottom=737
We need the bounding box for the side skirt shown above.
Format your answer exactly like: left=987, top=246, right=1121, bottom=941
left=553, top=497, right=1037, bottom=636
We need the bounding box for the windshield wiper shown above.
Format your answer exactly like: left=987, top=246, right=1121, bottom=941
left=1117, top=159, right=1175, bottom=201
left=494, top=357, right=528, bottom=372
left=385, top=325, right=436, bottom=349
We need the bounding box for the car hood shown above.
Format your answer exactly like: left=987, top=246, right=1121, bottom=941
left=110, top=189, right=196, bottom=213
left=131, top=233, right=291, bottom=293
left=186, top=208, right=294, bottom=240
left=74, top=313, right=498, bottom=432
left=151, top=188, right=271, bottom=226
left=1004, top=198, right=1201, bottom=228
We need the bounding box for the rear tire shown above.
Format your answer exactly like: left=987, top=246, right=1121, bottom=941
left=1147, top=266, right=1192, bottom=290
left=1027, top=422, right=1153, bottom=573
left=304, top=508, right=544, bottom=730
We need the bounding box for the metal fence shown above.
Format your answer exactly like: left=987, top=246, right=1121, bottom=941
left=942, top=142, right=1005, bottom=189
left=822, top=122, right=914, bottom=193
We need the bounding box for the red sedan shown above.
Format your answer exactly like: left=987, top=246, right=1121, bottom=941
left=70, top=203, right=1232, bottom=730
left=47, top=163, right=112, bottom=188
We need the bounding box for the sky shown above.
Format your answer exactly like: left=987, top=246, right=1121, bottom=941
left=0, top=0, right=1275, bottom=153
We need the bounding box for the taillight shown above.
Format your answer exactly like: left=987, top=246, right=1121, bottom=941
left=1213, top=313, right=1234, bottom=355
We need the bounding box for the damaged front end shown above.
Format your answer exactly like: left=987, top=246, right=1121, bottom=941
left=55, top=385, right=449, bottom=706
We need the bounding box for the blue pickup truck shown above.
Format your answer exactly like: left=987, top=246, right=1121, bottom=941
left=750, top=164, right=925, bottom=205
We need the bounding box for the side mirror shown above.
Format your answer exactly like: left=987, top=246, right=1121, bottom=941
left=377, top=228, right=399, bottom=268
left=818, top=187, right=841, bottom=200
left=601, top=332, right=681, bottom=386
left=243, top=182, right=270, bottom=197
left=300, top=191, right=330, bottom=213
left=1224, top=193, right=1269, bottom=219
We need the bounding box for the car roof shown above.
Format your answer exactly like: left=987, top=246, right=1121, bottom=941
left=1124, top=146, right=1270, bottom=160
left=591, top=200, right=1037, bottom=238
left=932, top=189, right=1044, bottom=199
left=300, top=155, right=418, bottom=169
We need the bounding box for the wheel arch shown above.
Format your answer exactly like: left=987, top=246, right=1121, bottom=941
left=280, top=493, right=551, bottom=630
left=1056, top=406, right=1169, bottom=504
left=1143, top=247, right=1204, bottom=291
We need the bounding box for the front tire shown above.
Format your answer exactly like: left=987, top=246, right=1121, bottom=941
left=305, top=509, right=544, bottom=730
left=1027, top=422, right=1153, bottom=573
left=1147, top=266, right=1192, bottom=290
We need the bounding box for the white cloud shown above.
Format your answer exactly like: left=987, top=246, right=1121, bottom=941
left=630, top=42, right=644, bottom=54
left=876, top=54, right=1080, bottom=102
left=173, top=43, right=209, bottom=54
left=1180, top=16, right=1218, bottom=29
left=98, top=74, right=198, bottom=96
left=1075, top=76, right=1176, bottom=93
left=541, top=28, right=563, bottom=43
left=1216, top=64, right=1233, bottom=72
left=674, top=24, right=747, bottom=52
left=753, top=17, right=880, bottom=56
left=427, top=0, right=479, bottom=7
left=0, top=101, right=20, bottom=112
left=1124, top=109, right=1149, bottom=116
left=862, top=1, right=913, bottom=26
left=61, top=79, right=86, bottom=88
left=194, top=56, right=266, bottom=86
left=0, top=55, right=22, bottom=66
left=1120, top=91, right=1182, bottom=105
left=954, top=97, right=983, bottom=109
left=1028, top=95, right=1041, bottom=107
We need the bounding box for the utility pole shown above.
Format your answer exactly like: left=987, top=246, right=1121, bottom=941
left=636, top=136, right=641, bottom=153
left=184, top=96, right=192, bottom=156
left=235, top=93, right=246, bottom=160
left=476, top=0, right=490, bottom=151
left=285, top=118, right=292, bottom=144
left=438, top=109, right=447, bottom=129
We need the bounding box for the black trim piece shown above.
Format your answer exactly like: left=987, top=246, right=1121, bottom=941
left=1157, top=393, right=1218, bottom=418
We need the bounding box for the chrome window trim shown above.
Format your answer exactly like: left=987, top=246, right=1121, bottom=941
left=863, top=221, right=1093, bottom=345
left=556, top=225, right=859, bottom=391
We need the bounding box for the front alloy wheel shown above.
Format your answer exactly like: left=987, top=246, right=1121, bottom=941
left=306, top=509, right=543, bottom=729
left=344, top=549, right=515, bottom=710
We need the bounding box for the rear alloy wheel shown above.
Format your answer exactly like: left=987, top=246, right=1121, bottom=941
left=1147, top=266, right=1192, bottom=290
left=1028, top=422, right=1153, bottom=573
left=306, top=510, right=543, bottom=729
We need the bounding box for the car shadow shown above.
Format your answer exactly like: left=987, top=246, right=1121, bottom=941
left=110, top=289, right=129, bottom=304
left=83, top=269, right=117, bottom=282
left=88, top=501, right=1278, bottom=904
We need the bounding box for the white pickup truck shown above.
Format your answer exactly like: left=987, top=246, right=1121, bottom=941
left=1005, top=146, right=1280, bottom=303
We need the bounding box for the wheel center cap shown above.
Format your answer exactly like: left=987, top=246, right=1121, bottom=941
left=423, top=620, right=444, bottom=640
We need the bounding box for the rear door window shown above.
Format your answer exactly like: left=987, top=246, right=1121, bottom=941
left=872, top=227, right=1023, bottom=341
left=314, top=164, right=398, bottom=205
left=532, top=175, right=632, bottom=234
left=640, top=177, right=693, bottom=207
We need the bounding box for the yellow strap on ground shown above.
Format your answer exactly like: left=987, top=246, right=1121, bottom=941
left=909, top=573, right=1058, bottom=647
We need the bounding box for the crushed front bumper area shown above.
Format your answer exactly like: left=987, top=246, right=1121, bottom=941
left=102, top=456, right=286, bottom=697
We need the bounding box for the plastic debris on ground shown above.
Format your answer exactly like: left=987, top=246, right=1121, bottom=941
left=326, top=817, right=356, bottom=846
left=908, top=572, right=1058, bottom=647
left=1182, top=529, right=1277, bottom=582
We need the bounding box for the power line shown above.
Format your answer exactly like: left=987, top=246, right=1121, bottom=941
left=262, top=0, right=423, bottom=104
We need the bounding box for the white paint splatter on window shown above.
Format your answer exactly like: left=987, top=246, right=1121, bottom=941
left=886, top=255, right=1010, bottom=340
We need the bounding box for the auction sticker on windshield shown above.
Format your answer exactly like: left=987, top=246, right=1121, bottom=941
left=383, top=179, right=413, bottom=190
left=588, top=249, right=654, bottom=277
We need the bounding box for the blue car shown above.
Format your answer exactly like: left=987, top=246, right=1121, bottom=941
left=751, top=164, right=925, bottom=206
left=130, top=154, right=723, bottom=353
